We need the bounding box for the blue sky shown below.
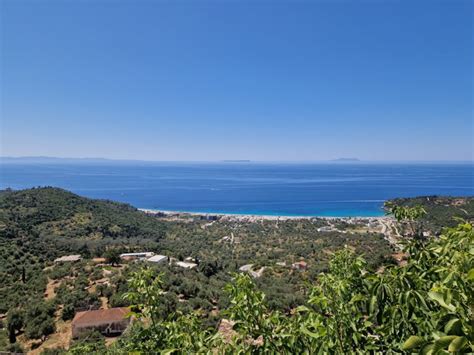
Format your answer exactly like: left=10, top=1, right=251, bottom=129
left=1, top=0, right=472, bottom=161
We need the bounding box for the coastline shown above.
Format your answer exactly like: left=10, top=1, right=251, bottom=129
left=138, top=208, right=390, bottom=221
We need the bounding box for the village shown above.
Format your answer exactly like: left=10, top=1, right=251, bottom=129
left=31, top=213, right=401, bottom=351
left=19, top=245, right=326, bottom=354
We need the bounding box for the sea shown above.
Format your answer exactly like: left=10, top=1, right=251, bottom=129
left=0, top=161, right=473, bottom=217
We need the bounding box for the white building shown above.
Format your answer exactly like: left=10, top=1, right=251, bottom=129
left=175, top=261, right=198, bottom=269
left=317, top=226, right=332, bottom=232
left=120, top=252, right=154, bottom=261
left=54, top=255, right=82, bottom=263
left=147, top=255, right=168, bottom=264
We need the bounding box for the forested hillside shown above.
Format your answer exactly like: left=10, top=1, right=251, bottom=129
left=0, top=187, right=168, bottom=242
left=387, top=196, right=474, bottom=233
left=0, top=188, right=167, bottom=308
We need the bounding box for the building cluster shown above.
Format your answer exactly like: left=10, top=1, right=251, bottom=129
left=52, top=247, right=311, bottom=344
left=54, top=250, right=199, bottom=341
left=54, top=251, right=198, bottom=270
left=118, top=252, right=198, bottom=269
left=238, top=260, right=308, bottom=278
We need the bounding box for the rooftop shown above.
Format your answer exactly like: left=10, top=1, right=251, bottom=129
left=120, top=252, right=154, bottom=257
left=147, top=255, right=168, bottom=263
left=54, top=254, right=81, bottom=262
left=175, top=261, right=197, bottom=269
left=72, top=307, right=130, bottom=327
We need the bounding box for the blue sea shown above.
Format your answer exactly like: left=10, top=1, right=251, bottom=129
left=0, top=162, right=473, bottom=217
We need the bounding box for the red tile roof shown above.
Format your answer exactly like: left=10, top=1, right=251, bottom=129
left=72, top=307, right=129, bottom=327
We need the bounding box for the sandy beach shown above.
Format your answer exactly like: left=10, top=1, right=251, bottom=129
left=138, top=208, right=392, bottom=222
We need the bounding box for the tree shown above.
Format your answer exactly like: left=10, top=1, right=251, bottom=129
left=62, top=303, right=75, bottom=321
left=198, top=259, right=221, bottom=277
left=123, top=268, right=164, bottom=327
left=24, top=302, right=56, bottom=340
left=104, top=249, right=121, bottom=266
left=7, top=308, right=24, bottom=343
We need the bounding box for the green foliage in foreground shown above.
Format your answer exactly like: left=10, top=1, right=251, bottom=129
left=75, top=222, right=472, bottom=354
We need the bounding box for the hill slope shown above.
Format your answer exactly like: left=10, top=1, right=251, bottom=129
left=387, top=195, right=474, bottom=233
left=0, top=187, right=168, bottom=314
left=0, top=187, right=167, bottom=241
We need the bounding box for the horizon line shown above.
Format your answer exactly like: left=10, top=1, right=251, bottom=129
left=1, top=155, right=473, bottom=164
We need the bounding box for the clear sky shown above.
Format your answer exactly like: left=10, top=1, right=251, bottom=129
left=1, top=0, right=472, bottom=161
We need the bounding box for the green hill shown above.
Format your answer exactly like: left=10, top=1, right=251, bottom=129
left=0, top=187, right=167, bottom=242
left=0, top=187, right=168, bottom=315
left=387, top=195, right=474, bottom=233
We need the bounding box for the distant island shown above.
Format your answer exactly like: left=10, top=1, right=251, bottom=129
left=331, top=157, right=360, bottom=162
left=221, top=160, right=251, bottom=163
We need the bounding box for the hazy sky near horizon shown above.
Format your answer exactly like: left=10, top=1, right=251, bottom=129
left=1, top=0, right=473, bottom=161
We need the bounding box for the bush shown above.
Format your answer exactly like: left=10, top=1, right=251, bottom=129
left=24, top=302, right=56, bottom=340
left=68, top=329, right=106, bottom=354
left=61, top=303, right=75, bottom=321
left=109, top=292, right=130, bottom=308
left=6, top=342, right=24, bottom=353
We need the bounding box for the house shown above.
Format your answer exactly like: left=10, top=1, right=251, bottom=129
left=292, top=261, right=308, bottom=271
left=120, top=252, right=154, bottom=261
left=175, top=261, right=198, bottom=269
left=54, top=255, right=82, bottom=263
left=71, top=307, right=131, bottom=338
left=146, top=255, right=168, bottom=264
left=317, top=226, right=332, bottom=232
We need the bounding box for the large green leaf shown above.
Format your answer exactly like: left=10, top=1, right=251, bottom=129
left=444, top=318, right=462, bottom=336
left=448, top=336, right=467, bottom=352
left=428, top=291, right=456, bottom=312
left=434, top=335, right=458, bottom=352
left=402, top=335, right=425, bottom=350
left=420, top=343, right=435, bottom=355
